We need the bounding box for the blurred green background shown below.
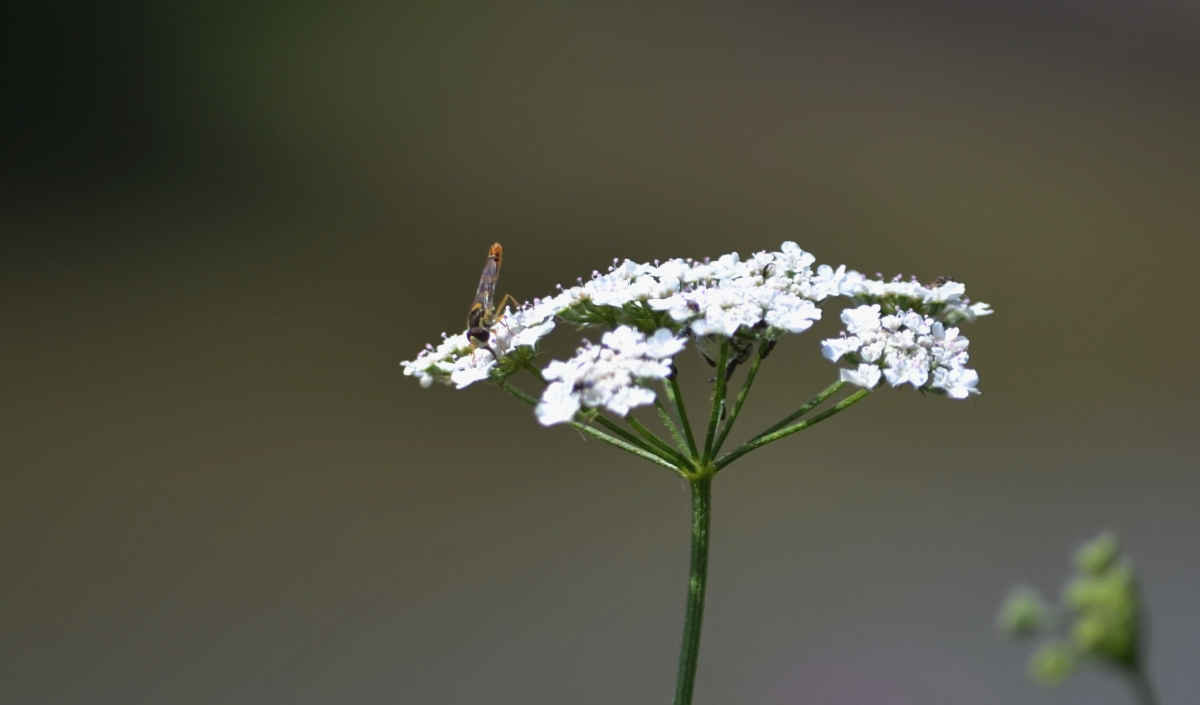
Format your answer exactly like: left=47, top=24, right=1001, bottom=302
left=2, top=2, right=1198, bottom=703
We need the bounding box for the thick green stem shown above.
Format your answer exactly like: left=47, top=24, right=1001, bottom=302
left=715, top=388, right=870, bottom=471
left=673, top=477, right=712, bottom=705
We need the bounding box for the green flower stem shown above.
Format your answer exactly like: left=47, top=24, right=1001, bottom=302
left=672, top=476, right=712, bottom=705
left=499, top=381, right=683, bottom=474
left=1126, top=582, right=1159, bottom=705
left=701, top=341, right=730, bottom=463
left=710, top=346, right=764, bottom=457
left=665, top=374, right=700, bottom=459
left=518, top=359, right=547, bottom=384
left=1126, top=666, right=1160, bottom=705
left=655, top=397, right=693, bottom=460
left=627, top=415, right=695, bottom=471
left=508, top=369, right=684, bottom=470
left=577, top=421, right=683, bottom=473
left=498, top=379, right=541, bottom=407
left=714, top=388, right=871, bottom=471
left=750, top=379, right=846, bottom=443
left=507, top=371, right=672, bottom=466
left=592, top=414, right=678, bottom=464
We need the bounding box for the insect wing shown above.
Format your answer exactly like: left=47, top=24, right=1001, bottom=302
left=474, top=256, right=499, bottom=310
left=468, top=243, right=504, bottom=335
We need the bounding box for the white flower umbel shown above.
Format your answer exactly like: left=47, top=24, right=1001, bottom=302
left=821, top=304, right=980, bottom=398
left=536, top=327, right=687, bottom=425
left=403, top=242, right=991, bottom=406
left=402, top=242, right=994, bottom=705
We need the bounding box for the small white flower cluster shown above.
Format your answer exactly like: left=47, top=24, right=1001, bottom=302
left=400, top=303, right=558, bottom=388
left=536, top=327, right=687, bottom=426
left=821, top=305, right=980, bottom=398
left=840, top=272, right=992, bottom=325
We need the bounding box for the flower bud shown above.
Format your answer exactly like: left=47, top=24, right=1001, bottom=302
left=1029, top=641, right=1074, bottom=686
left=1075, top=532, right=1119, bottom=576
left=998, top=585, right=1047, bottom=638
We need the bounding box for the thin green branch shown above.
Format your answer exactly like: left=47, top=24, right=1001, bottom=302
left=576, top=421, right=686, bottom=473
left=507, top=365, right=671, bottom=464
left=749, top=379, right=846, bottom=443
left=500, top=381, right=684, bottom=474
left=500, top=380, right=541, bottom=406
left=710, top=345, right=763, bottom=457
left=1126, top=666, right=1160, bottom=705
left=627, top=414, right=694, bottom=471
left=665, top=373, right=700, bottom=459
left=592, top=413, right=665, bottom=453
left=654, top=396, right=692, bottom=460
left=715, top=388, right=870, bottom=471
left=593, top=414, right=685, bottom=468
left=518, top=359, right=547, bottom=384
left=701, top=341, right=730, bottom=463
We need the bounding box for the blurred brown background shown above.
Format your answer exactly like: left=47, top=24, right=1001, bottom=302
left=2, top=2, right=1198, bottom=703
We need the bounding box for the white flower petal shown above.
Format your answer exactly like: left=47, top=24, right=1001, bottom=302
left=537, top=381, right=583, bottom=425
left=841, top=364, right=881, bottom=389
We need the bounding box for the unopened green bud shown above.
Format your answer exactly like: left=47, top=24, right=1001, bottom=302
left=1071, top=614, right=1108, bottom=652
left=1063, top=575, right=1104, bottom=611
left=1065, top=565, right=1139, bottom=666
left=1065, top=567, right=1137, bottom=616
left=1029, top=641, right=1075, bottom=686
left=1076, top=607, right=1138, bottom=665
left=998, top=585, right=1047, bottom=638
left=1075, top=532, right=1120, bottom=576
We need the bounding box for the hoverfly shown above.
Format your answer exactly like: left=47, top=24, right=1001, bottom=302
left=467, top=243, right=519, bottom=358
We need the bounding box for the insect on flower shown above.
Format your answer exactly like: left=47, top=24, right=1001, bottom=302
left=467, top=243, right=519, bottom=358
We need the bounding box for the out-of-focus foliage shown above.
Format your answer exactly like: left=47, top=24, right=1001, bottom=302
left=999, top=532, right=1145, bottom=689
